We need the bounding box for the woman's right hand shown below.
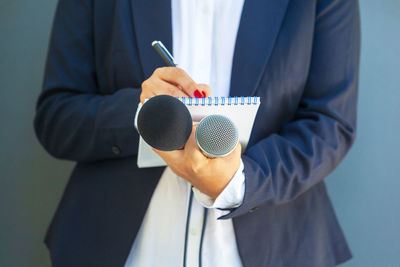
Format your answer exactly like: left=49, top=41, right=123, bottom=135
left=140, top=67, right=211, bottom=103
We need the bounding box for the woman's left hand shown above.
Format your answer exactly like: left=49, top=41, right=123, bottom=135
left=153, top=124, right=242, bottom=199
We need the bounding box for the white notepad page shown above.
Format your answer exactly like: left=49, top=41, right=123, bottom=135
left=135, top=96, right=260, bottom=168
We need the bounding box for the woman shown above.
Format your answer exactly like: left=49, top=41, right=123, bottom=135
left=34, top=0, right=360, bottom=266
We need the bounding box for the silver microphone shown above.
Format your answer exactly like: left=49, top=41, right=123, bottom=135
left=195, top=115, right=239, bottom=158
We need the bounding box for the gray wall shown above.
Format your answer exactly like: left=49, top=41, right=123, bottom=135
left=326, top=1, right=400, bottom=266
left=0, top=1, right=399, bottom=266
left=0, top=1, right=72, bottom=266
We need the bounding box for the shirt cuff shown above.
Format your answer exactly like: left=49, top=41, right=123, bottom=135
left=193, top=159, right=245, bottom=209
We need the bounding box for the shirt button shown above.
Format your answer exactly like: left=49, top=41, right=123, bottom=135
left=249, top=207, right=259, bottom=213
left=112, top=146, right=121, bottom=155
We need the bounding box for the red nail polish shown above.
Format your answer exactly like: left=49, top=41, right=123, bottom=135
left=201, top=91, right=206, bottom=97
left=194, top=90, right=202, bottom=98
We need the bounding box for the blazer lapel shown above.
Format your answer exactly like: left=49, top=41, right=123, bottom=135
left=229, top=0, right=290, bottom=97
left=131, top=0, right=172, bottom=79
left=130, top=0, right=289, bottom=93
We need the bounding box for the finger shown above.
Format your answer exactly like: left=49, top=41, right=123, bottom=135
left=152, top=147, right=182, bottom=164
left=196, top=84, right=211, bottom=98
left=141, top=78, right=157, bottom=103
left=219, top=141, right=242, bottom=165
left=151, top=79, right=190, bottom=98
left=140, top=90, right=155, bottom=104
left=230, top=142, right=242, bottom=158
left=185, top=125, right=208, bottom=162
left=141, top=78, right=189, bottom=103
left=155, top=67, right=199, bottom=97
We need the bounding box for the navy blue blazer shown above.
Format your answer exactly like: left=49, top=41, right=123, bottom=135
left=34, top=0, right=360, bottom=266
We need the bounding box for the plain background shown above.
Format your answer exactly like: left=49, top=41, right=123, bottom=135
left=0, top=0, right=399, bottom=266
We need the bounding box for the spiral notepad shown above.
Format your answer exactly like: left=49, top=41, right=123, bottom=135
left=136, top=96, right=261, bottom=168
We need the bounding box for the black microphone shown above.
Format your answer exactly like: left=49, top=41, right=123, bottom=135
left=137, top=95, right=192, bottom=151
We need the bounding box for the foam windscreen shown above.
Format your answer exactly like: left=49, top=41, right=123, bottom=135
left=137, top=95, right=192, bottom=151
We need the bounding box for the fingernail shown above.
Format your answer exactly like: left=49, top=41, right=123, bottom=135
left=201, top=91, right=206, bottom=97
left=194, top=90, right=202, bottom=98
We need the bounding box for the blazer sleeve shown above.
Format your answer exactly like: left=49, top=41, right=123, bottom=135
left=34, top=0, right=141, bottom=162
left=221, top=0, right=360, bottom=219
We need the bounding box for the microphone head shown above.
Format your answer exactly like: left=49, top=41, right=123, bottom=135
left=137, top=95, right=192, bottom=151
left=195, top=114, right=239, bottom=158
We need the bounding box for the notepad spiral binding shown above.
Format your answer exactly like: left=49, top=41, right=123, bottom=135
left=177, top=96, right=259, bottom=106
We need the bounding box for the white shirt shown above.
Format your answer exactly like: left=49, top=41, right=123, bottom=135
left=125, top=0, right=246, bottom=266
